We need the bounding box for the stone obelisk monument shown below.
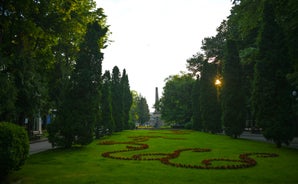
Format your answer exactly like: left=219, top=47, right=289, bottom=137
left=154, top=87, right=159, bottom=113
left=153, top=87, right=162, bottom=127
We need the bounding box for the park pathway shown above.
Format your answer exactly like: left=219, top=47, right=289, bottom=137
left=239, top=131, right=298, bottom=149
left=29, top=139, right=52, bottom=155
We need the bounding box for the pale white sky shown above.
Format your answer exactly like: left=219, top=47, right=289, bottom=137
left=96, top=0, right=232, bottom=112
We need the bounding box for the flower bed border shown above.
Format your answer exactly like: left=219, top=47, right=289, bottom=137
left=99, top=135, right=278, bottom=170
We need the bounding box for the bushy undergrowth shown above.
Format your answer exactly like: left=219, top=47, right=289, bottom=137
left=0, top=122, right=29, bottom=180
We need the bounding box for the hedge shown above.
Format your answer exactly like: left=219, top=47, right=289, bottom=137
left=0, top=122, right=29, bottom=179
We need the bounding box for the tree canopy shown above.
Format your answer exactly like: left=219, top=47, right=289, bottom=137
left=1, top=0, right=135, bottom=148
left=48, top=19, right=108, bottom=148
left=166, top=0, right=298, bottom=147
left=160, top=74, right=195, bottom=126
left=186, top=0, right=297, bottom=146
left=0, top=0, right=104, bottom=125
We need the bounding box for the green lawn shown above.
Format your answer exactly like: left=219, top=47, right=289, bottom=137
left=6, top=130, right=298, bottom=184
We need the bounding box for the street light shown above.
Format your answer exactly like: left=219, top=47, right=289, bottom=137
left=215, top=78, right=222, bottom=87
left=214, top=77, right=222, bottom=102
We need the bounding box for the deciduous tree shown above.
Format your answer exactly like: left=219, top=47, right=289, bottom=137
left=136, top=95, right=150, bottom=125
left=160, top=74, right=194, bottom=126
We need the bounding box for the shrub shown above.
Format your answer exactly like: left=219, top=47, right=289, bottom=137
left=184, top=122, right=193, bottom=129
left=0, top=122, right=29, bottom=179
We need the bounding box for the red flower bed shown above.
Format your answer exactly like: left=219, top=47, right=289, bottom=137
left=99, top=135, right=278, bottom=170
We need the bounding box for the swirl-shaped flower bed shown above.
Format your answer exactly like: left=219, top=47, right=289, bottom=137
left=99, top=135, right=278, bottom=170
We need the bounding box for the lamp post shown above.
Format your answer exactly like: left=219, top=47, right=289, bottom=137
left=214, top=77, right=222, bottom=102
left=35, top=92, right=42, bottom=135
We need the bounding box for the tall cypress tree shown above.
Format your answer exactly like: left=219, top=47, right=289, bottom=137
left=72, top=21, right=107, bottom=145
left=199, top=61, right=222, bottom=133
left=192, top=77, right=202, bottom=131
left=252, top=1, right=295, bottom=147
left=121, top=69, right=132, bottom=129
left=222, top=40, right=245, bottom=138
left=111, top=66, right=123, bottom=131
left=48, top=20, right=108, bottom=147
left=95, top=70, right=115, bottom=138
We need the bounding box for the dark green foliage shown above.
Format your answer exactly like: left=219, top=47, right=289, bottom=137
left=221, top=0, right=297, bottom=141
left=192, top=78, right=202, bottom=130
left=283, top=1, right=298, bottom=119
left=136, top=96, right=150, bottom=125
left=186, top=53, right=205, bottom=77
left=0, top=0, right=52, bottom=125
left=46, top=1, right=98, bottom=112
left=0, top=122, right=29, bottom=179
left=129, top=92, right=150, bottom=127
left=186, top=53, right=204, bottom=130
left=71, top=21, right=107, bottom=145
left=0, top=73, right=16, bottom=122
left=96, top=70, right=115, bottom=138
left=0, top=0, right=89, bottom=125
left=121, top=69, right=133, bottom=129
left=197, top=29, right=225, bottom=133
left=199, top=61, right=222, bottom=133
left=184, top=0, right=297, bottom=141
left=48, top=87, right=75, bottom=148
left=252, top=1, right=295, bottom=147
left=111, top=66, right=124, bottom=132
left=222, top=40, right=245, bottom=138
left=0, top=1, right=109, bottom=146
left=48, top=20, right=108, bottom=148
left=98, top=67, right=134, bottom=132
left=160, top=74, right=194, bottom=126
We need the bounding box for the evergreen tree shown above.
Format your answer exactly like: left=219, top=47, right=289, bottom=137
left=48, top=19, right=108, bottom=147
left=252, top=1, right=295, bottom=147
left=222, top=40, right=245, bottom=138
left=280, top=0, right=298, bottom=135
left=121, top=69, right=133, bottom=129
left=199, top=61, right=222, bottom=133
left=111, top=66, right=123, bottom=131
left=47, top=0, right=97, bottom=112
left=96, top=70, right=115, bottom=138
left=192, top=77, right=202, bottom=130
left=136, top=96, right=150, bottom=125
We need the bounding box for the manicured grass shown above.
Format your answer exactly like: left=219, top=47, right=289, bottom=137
left=6, top=130, right=298, bottom=184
